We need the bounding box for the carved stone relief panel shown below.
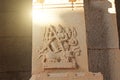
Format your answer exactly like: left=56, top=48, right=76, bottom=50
left=31, top=1, right=103, bottom=80
left=32, top=7, right=89, bottom=73
left=38, top=24, right=81, bottom=69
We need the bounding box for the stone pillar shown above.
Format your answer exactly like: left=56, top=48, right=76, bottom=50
left=84, top=0, right=120, bottom=80
left=31, top=0, right=103, bottom=80
left=0, top=0, right=32, bottom=80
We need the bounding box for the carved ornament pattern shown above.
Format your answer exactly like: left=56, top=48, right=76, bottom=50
left=39, top=24, right=81, bottom=69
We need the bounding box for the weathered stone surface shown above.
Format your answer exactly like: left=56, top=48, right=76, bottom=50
left=84, top=0, right=119, bottom=49
left=84, top=1, right=120, bottom=80
left=88, top=49, right=120, bottom=80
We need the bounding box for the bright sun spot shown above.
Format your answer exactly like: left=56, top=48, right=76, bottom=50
left=32, top=0, right=62, bottom=25
left=108, top=0, right=116, bottom=14
left=32, top=9, right=60, bottom=25
left=32, top=0, right=81, bottom=25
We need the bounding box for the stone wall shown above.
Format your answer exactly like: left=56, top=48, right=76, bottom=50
left=0, top=0, right=32, bottom=80
left=84, top=0, right=120, bottom=80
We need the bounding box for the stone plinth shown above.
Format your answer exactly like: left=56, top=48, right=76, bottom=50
left=30, top=72, right=103, bottom=80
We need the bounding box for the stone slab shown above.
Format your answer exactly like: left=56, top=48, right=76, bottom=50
left=30, top=72, right=103, bottom=80
left=88, top=49, right=120, bottom=80
left=84, top=0, right=119, bottom=48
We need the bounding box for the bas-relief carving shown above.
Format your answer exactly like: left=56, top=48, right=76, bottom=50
left=38, top=24, right=81, bottom=69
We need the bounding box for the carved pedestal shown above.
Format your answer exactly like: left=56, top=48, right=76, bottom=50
left=31, top=0, right=103, bottom=80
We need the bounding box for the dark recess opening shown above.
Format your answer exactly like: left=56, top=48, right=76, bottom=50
left=115, top=0, right=120, bottom=48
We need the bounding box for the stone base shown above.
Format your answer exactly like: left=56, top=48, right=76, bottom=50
left=30, top=72, right=103, bottom=80
left=44, top=62, right=76, bottom=69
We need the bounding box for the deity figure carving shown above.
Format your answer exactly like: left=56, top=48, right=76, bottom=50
left=38, top=24, right=81, bottom=69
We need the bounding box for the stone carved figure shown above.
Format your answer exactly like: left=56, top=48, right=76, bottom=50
left=39, top=24, right=81, bottom=68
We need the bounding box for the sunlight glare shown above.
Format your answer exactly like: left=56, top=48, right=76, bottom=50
left=108, top=0, right=116, bottom=14
left=32, top=9, right=60, bottom=25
